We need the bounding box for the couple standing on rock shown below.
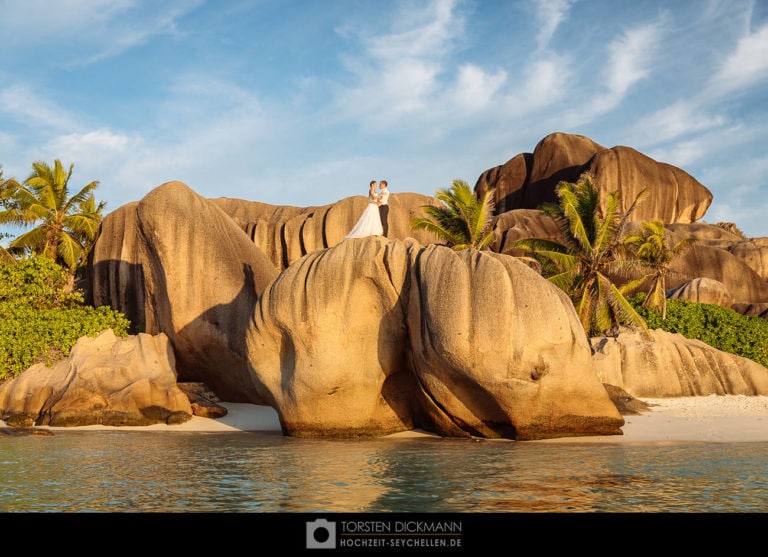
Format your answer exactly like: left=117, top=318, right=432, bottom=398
left=344, top=180, right=390, bottom=239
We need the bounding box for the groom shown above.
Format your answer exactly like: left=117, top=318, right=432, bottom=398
left=377, top=180, right=390, bottom=237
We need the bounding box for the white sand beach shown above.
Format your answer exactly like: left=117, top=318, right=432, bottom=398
left=14, top=394, right=768, bottom=443
left=538, top=394, right=768, bottom=444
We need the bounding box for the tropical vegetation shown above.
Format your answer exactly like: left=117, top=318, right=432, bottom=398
left=623, top=219, right=695, bottom=319
left=0, top=159, right=105, bottom=271
left=0, top=160, right=127, bottom=381
left=411, top=179, right=495, bottom=250
left=0, top=166, right=18, bottom=264
left=508, top=173, right=651, bottom=338
left=0, top=255, right=130, bottom=380
left=630, top=294, right=768, bottom=368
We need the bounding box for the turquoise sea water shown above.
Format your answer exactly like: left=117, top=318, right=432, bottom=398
left=1, top=431, right=767, bottom=513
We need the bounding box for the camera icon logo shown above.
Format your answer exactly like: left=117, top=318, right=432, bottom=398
left=306, top=518, right=336, bottom=549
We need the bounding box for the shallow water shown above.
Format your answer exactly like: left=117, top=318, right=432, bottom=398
left=1, top=431, right=766, bottom=512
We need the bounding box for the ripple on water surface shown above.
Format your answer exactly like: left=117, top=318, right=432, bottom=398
left=0, top=432, right=766, bottom=512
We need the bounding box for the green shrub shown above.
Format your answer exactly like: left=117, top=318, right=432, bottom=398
left=0, top=255, right=130, bottom=380
left=629, top=294, right=768, bottom=368
left=0, top=255, right=83, bottom=308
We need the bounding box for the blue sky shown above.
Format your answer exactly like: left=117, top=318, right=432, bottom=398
left=2, top=0, right=768, bottom=237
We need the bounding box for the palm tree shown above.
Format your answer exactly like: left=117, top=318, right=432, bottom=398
left=623, top=219, right=695, bottom=320
left=0, top=166, right=20, bottom=264
left=0, top=160, right=105, bottom=271
left=509, top=173, right=651, bottom=338
left=411, top=179, right=495, bottom=250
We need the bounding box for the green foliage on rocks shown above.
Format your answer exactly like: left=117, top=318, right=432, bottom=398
left=630, top=293, right=768, bottom=368
left=0, top=255, right=130, bottom=380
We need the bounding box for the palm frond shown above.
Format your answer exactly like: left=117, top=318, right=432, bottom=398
left=607, top=281, right=651, bottom=338
left=62, top=214, right=101, bottom=240
left=410, top=179, right=495, bottom=250
left=62, top=181, right=99, bottom=213
left=9, top=226, right=48, bottom=252
left=57, top=232, right=82, bottom=270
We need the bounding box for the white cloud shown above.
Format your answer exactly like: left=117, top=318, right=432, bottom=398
left=364, top=0, right=463, bottom=62
left=605, top=24, right=658, bottom=98
left=0, top=0, right=134, bottom=37
left=0, top=0, right=202, bottom=64
left=332, top=0, right=467, bottom=129
left=45, top=129, right=132, bottom=162
left=0, top=84, right=79, bottom=130
left=632, top=101, right=726, bottom=145
left=448, top=64, right=507, bottom=113
left=532, top=0, right=575, bottom=50
left=518, top=54, right=571, bottom=110
left=557, top=21, right=662, bottom=128
left=708, top=23, right=768, bottom=97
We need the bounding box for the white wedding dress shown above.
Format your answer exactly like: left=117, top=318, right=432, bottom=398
left=345, top=195, right=384, bottom=239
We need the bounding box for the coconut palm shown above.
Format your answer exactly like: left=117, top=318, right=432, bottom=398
left=623, top=219, right=695, bottom=319
left=0, top=166, right=20, bottom=264
left=509, top=173, right=650, bottom=338
left=411, top=179, right=495, bottom=250
left=0, top=160, right=104, bottom=271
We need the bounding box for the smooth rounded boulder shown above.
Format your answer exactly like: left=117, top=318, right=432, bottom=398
left=0, top=330, right=192, bottom=427
left=246, top=236, right=624, bottom=440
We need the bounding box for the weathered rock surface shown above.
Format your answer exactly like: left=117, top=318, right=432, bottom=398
left=85, top=201, right=145, bottom=332
left=588, top=145, right=711, bottom=224
left=732, top=303, right=768, bottom=318
left=603, top=384, right=653, bottom=415
left=476, top=133, right=602, bottom=213
left=247, top=236, right=624, bottom=440
left=0, top=330, right=193, bottom=427
left=476, top=132, right=713, bottom=224
left=728, top=237, right=768, bottom=281
left=88, top=181, right=280, bottom=403
left=667, top=277, right=735, bottom=309
left=591, top=329, right=768, bottom=397
left=490, top=208, right=560, bottom=255
left=666, top=244, right=768, bottom=304
left=76, top=172, right=766, bottom=440
left=665, top=222, right=746, bottom=250
left=177, top=381, right=228, bottom=418
left=211, top=193, right=441, bottom=270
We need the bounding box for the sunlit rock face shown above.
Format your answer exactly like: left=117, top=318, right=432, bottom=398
left=666, top=243, right=768, bottom=304
left=667, top=277, right=735, bottom=309
left=728, top=237, right=768, bottom=281
left=591, top=329, right=768, bottom=397
left=211, top=192, right=441, bottom=270
left=476, top=132, right=713, bottom=224
left=0, top=331, right=192, bottom=427
left=88, top=181, right=280, bottom=403
left=246, top=236, right=624, bottom=440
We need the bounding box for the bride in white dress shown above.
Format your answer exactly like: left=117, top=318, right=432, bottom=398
left=344, top=181, right=384, bottom=239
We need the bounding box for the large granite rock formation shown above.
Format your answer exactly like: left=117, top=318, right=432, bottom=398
left=246, top=236, right=624, bottom=440
left=666, top=243, right=768, bottom=304
left=70, top=160, right=766, bottom=440
left=211, top=193, right=441, bottom=270
left=88, top=181, right=280, bottom=403
left=591, top=329, right=768, bottom=397
left=0, top=330, right=192, bottom=427
left=476, top=132, right=713, bottom=224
